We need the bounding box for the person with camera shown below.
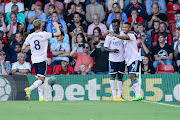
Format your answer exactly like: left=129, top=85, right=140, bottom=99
left=50, top=32, right=70, bottom=69
left=70, top=43, right=94, bottom=75
left=90, top=38, right=109, bottom=74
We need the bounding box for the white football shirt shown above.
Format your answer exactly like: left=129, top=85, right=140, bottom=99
left=120, top=31, right=142, bottom=66
left=104, top=35, right=125, bottom=62
left=24, top=31, right=52, bottom=64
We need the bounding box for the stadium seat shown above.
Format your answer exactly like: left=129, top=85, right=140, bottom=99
left=167, top=13, right=176, bottom=23
left=53, top=65, right=61, bottom=74
left=166, top=4, right=180, bottom=13
left=5, top=0, right=21, bottom=4
left=157, top=65, right=174, bottom=74
left=0, top=0, right=1, bottom=4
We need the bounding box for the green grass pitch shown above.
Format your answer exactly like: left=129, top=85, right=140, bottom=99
left=0, top=101, right=180, bottom=120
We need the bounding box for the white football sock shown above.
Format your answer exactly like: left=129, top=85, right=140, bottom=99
left=117, top=80, right=122, bottom=98
left=29, top=80, right=43, bottom=91
left=132, top=80, right=141, bottom=97
left=110, top=80, right=116, bottom=98
left=38, top=84, right=44, bottom=99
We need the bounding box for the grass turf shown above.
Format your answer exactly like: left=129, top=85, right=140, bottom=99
left=0, top=101, right=180, bottom=120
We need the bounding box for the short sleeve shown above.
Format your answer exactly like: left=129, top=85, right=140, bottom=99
left=104, top=35, right=111, bottom=48
left=12, top=63, right=16, bottom=70
left=18, top=3, right=25, bottom=12
left=65, top=43, right=70, bottom=51
left=24, top=36, right=30, bottom=45
left=44, top=32, right=53, bottom=40
left=128, top=33, right=136, bottom=41
left=26, top=63, right=31, bottom=71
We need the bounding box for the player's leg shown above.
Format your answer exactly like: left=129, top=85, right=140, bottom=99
left=116, top=61, right=125, bottom=101
left=109, top=61, right=118, bottom=101
left=128, top=61, right=142, bottom=101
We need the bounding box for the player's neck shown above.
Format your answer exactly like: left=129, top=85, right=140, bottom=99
left=35, top=29, right=42, bottom=32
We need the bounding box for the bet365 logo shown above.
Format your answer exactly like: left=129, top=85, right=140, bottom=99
left=0, top=76, right=12, bottom=101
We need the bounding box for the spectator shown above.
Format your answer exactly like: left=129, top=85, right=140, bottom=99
left=141, top=55, right=155, bottom=74
left=66, top=3, right=76, bottom=25
left=0, top=51, right=11, bottom=75
left=170, top=10, right=180, bottom=35
left=46, top=4, right=63, bottom=25
left=71, top=26, right=88, bottom=47
left=5, top=5, right=25, bottom=25
left=125, top=0, right=146, bottom=18
left=90, top=27, right=104, bottom=50
left=0, top=2, right=4, bottom=14
left=109, top=13, right=123, bottom=33
left=44, top=0, right=64, bottom=18
left=50, top=32, right=70, bottom=69
left=27, top=1, right=46, bottom=32
left=132, top=23, right=138, bottom=34
left=86, top=0, right=100, bottom=6
left=87, top=14, right=108, bottom=39
left=7, top=13, right=18, bottom=39
left=165, top=0, right=178, bottom=4
left=124, top=0, right=143, bottom=9
left=78, top=64, right=89, bottom=75
left=46, top=12, right=67, bottom=34
left=11, top=52, right=31, bottom=75
left=24, top=0, right=43, bottom=11
left=153, top=32, right=174, bottom=71
left=72, top=33, right=87, bottom=52
left=5, top=0, right=25, bottom=14
left=90, top=38, right=109, bottom=74
left=151, top=20, right=160, bottom=45
left=0, top=31, right=7, bottom=43
left=153, top=22, right=173, bottom=47
left=174, top=29, right=180, bottom=73
left=86, top=0, right=105, bottom=23
left=68, top=12, right=87, bottom=37
left=0, top=15, right=7, bottom=37
left=128, top=9, right=144, bottom=27
left=107, top=3, right=127, bottom=28
left=75, top=4, right=87, bottom=26
left=53, top=57, right=75, bottom=75
left=146, top=0, right=166, bottom=15
left=0, top=40, right=11, bottom=64
left=70, top=43, right=94, bottom=74
left=49, top=22, right=70, bottom=44
left=108, top=0, right=124, bottom=11
left=65, top=0, right=86, bottom=10
left=147, top=3, right=168, bottom=29
left=11, top=44, right=30, bottom=63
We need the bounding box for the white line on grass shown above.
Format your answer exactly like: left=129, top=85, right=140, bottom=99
left=142, top=100, right=180, bottom=108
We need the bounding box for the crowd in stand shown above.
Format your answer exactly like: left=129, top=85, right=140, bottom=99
left=0, top=0, right=180, bottom=75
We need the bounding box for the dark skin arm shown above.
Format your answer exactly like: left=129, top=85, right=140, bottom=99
left=107, top=30, right=130, bottom=40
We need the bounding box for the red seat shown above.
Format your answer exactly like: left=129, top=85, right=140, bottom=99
left=166, top=4, right=180, bottom=13
left=167, top=13, right=176, bottom=23
left=5, top=0, right=21, bottom=4
left=157, top=65, right=174, bottom=74
left=53, top=65, right=61, bottom=74
left=0, top=0, right=1, bottom=4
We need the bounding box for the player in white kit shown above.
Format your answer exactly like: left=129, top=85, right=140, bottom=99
left=108, top=22, right=142, bottom=101
left=104, top=19, right=125, bottom=101
left=22, top=19, right=61, bottom=101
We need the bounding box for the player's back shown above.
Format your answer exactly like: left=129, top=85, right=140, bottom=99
left=25, top=31, right=52, bottom=64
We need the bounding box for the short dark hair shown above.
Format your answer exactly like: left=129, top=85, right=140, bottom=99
left=160, top=22, right=167, bottom=28
left=52, top=11, right=58, bottom=16
left=112, top=19, right=120, bottom=25
left=158, top=32, right=166, bottom=38
left=73, top=12, right=80, bottom=17
left=124, top=22, right=131, bottom=27
left=49, top=4, right=55, bottom=9
left=137, top=23, right=145, bottom=27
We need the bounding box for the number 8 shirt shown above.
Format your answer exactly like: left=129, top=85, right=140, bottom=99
left=24, top=31, right=53, bottom=64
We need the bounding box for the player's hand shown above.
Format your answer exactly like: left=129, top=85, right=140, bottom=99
left=113, top=49, right=119, bottom=53
left=53, top=22, right=59, bottom=30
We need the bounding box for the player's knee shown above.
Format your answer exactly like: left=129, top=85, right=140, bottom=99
left=129, top=73, right=136, bottom=81
left=38, top=77, right=45, bottom=83
left=110, top=74, right=116, bottom=80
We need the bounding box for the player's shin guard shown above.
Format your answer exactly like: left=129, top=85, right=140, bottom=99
left=117, top=79, right=122, bottom=98
left=110, top=78, right=116, bottom=98
left=38, top=84, right=44, bottom=99
left=132, top=79, right=141, bottom=97
left=29, top=79, right=43, bottom=91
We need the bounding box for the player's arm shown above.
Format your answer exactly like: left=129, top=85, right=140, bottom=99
left=107, top=30, right=130, bottom=40
left=103, top=47, right=119, bottom=53
left=52, top=22, right=61, bottom=37
left=22, top=44, right=30, bottom=51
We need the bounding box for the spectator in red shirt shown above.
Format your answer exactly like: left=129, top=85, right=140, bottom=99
left=153, top=22, right=173, bottom=47
left=54, top=57, right=74, bottom=75
left=128, top=9, right=143, bottom=27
